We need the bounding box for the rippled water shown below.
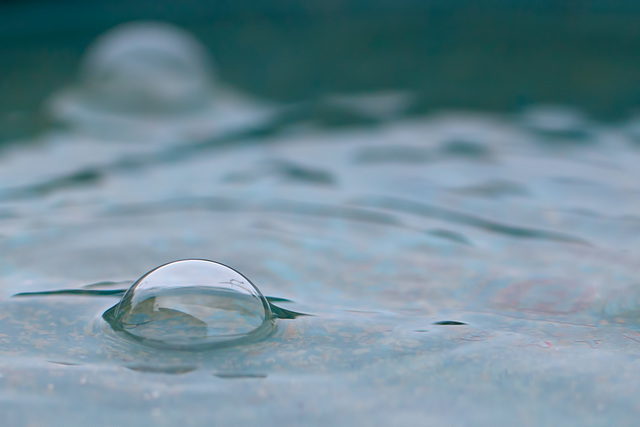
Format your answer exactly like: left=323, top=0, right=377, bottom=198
left=2, top=20, right=640, bottom=426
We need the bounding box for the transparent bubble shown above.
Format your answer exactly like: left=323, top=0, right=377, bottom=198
left=103, top=259, right=274, bottom=350
left=80, top=21, right=216, bottom=115
left=48, top=21, right=217, bottom=128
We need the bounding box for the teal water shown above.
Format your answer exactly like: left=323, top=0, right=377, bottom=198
left=2, top=20, right=640, bottom=426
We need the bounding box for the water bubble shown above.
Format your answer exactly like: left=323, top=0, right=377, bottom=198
left=47, top=21, right=219, bottom=136
left=103, top=259, right=274, bottom=350
left=80, top=21, right=216, bottom=115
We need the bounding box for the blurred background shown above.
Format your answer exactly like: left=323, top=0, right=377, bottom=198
left=1, top=0, right=639, bottom=144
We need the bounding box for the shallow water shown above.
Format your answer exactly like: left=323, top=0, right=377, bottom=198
left=2, top=20, right=640, bottom=426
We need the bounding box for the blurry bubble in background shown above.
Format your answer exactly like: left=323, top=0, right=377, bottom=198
left=44, top=21, right=275, bottom=143
left=72, top=21, right=216, bottom=116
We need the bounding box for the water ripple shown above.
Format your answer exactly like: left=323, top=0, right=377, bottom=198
left=355, top=195, right=590, bottom=245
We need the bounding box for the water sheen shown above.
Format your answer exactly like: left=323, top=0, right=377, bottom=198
left=2, top=19, right=640, bottom=427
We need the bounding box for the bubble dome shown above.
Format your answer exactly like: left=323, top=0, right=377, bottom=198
left=80, top=21, right=216, bottom=115
left=103, top=259, right=274, bottom=350
left=47, top=21, right=219, bottom=135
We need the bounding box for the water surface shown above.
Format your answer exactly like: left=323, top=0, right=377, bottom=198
left=2, top=20, right=640, bottom=427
